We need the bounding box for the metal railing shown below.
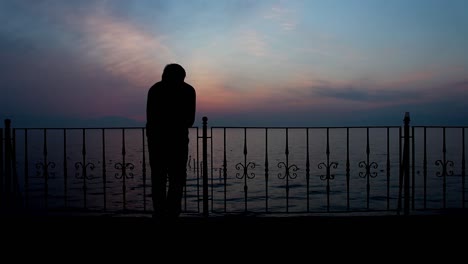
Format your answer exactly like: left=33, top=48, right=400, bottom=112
left=2, top=113, right=466, bottom=216
left=4, top=126, right=201, bottom=214
left=411, top=125, right=467, bottom=211
left=207, top=125, right=402, bottom=214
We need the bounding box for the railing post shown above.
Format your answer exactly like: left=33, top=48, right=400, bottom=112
left=0, top=125, right=3, bottom=207
left=202, top=117, right=209, bottom=217
left=403, top=112, right=411, bottom=215
left=4, top=119, right=12, bottom=209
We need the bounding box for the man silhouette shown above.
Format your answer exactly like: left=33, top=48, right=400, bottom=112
left=146, top=63, right=196, bottom=219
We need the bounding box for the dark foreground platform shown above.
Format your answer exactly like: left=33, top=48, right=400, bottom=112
left=2, top=210, right=467, bottom=250
left=3, top=209, right=468, bottom=230
left=3, top=209, right=468, bottom=221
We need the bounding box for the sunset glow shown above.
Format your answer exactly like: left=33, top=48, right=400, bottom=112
left=1, top=0, right=467, bottom=127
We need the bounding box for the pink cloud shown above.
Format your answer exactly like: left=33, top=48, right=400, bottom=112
left=74, top=14, right=174, bottom=87
left=392, top=69, right=437, bottom=85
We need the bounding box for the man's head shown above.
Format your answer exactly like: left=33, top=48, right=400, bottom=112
left=162, top=63, right=186, bottom=82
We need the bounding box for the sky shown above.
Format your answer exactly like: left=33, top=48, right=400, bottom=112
left=1, top=0, right=468, bottom=127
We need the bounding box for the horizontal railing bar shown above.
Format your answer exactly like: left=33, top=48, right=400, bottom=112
left=11, top=126, right=407, bottom=130
left=413, top=126, right=468, bottom=128
left=211, top=126, right=402, bottom=129
left=14, top=127, right=200, bottom=130
left=11, top=125, right=468, bottom=130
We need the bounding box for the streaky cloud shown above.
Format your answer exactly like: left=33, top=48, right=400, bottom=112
left=314, top=86, right=420, bottom=103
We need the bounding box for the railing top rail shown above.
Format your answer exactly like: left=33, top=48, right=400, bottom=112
left=10, top=125, right=468, bottom=130
left=211, top=126, right=402, bottom=129
left=12, top=126, right=200, bottom=130
left=412, top=125, right=468, bottom=128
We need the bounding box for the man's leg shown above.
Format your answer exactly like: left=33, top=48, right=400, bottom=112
left=148, top=140, right=168, bottom=217
left=166, top=142, right=189, bottom=217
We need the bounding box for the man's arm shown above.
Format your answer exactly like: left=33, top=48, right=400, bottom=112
left=146, top=86, right=155, bottom=132
left=187, top=86, right=196, bottom=128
